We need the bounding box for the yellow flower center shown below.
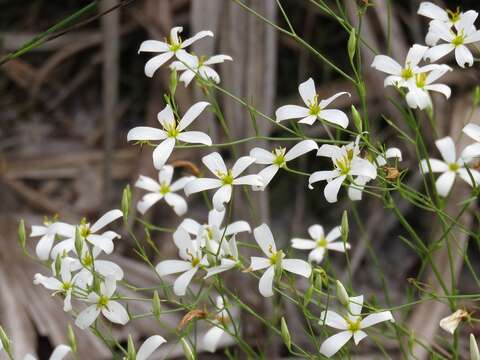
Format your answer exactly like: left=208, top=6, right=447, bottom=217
left=61, top=282, right=72, bottom=291
left=273, top=148, right=286, bottom=167
left=415, top=73, right=427, bottom=88
left=79, top=221, right=91, bottom=238
left=316, top=237, right=328, bottom=248
left=451, top=33, right=465, bottom=47
left=347, top=318, right=361, bottom=332
left=159, top=182, right=170, bottom=195
left=401, top=65, right=414, bottom=80
left=220, top=170, right=234, bottom=185
left=97, top=295, right=109, bottom=308
left=191, top=257, right=200, bottom=267
left=335, top=149, right=354, bottom=175
left=164, top=122, right=179, bottom=138
left=449, top=163, right=460, bottom=172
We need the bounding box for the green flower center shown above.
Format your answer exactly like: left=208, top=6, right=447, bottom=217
left=335, top=149, right=354, bottom=175
left=191, top=257, right=200, bottom=267
left=452, top=33, right=464, bottom=47
left=449, top=163, right=460, bottom=172
left=347, top=318, right=361, bottom=332
left=273, top=148, right=286, bottom=167
left=61, top=282, right=72, bottom=291
left=316, top=237, right=328, bottom=248
left=269, top=249, right=284, bottom=265
left=79, top=222, right=91, bottom=238
left=83, top=254, right=93, bottom=267
left=168, top=35, right=182, bottom=52
left=447, top=7, right=461, bottom=23
left=220, top=170, right=234, bottom=185
left=97, top=295, right=109, bottom=308
left=164, top=122, right=179, bottom=138
left=415, top=73, right=427, bottom=88
left=401, top=66, right=414, bottom=80
left=159, top=182, right=170, bottom=195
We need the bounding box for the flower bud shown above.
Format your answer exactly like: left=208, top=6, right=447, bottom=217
left=336, top=280, right=349, bottom=307
left=471, top=334, right=480, bottom=360
left=350, top=105, right=362, bottom=133
left=473, top=86, right=480, bottom=107
left=180, top=338, right=195, bottom=360
left=169, top=69, right=178, bottom=97
left=341, top=211, right=349, bottom=243
left=348, top=28, right=356, bottom=62
left=67, top=324, right=77, bottom=353
left=74, top=226, right=83, bottom=257
left=54, top=254, right=62, bottom=277
left=280, top=317, right=291, bottom=350
left=304, top=285, right=314, bottom=307
left=18, top=219, right=27, bottom=255
left=121, top=185, right=132, bottom=224
left=127, top=334, right=136, bottom=360
left=152, top=290, right=161, bottom=321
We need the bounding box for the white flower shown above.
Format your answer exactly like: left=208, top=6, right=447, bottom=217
left=420, top=136, right=480, bottom=197
left=404, top=65, right=452, bottom=110
left=127, top=102, right=211, bottom=169
left=75, top=277, right=129, bottom=329
left=462, top=123, right=480, bottom=161
left=309, top=137, right=377, bottom=203
left=135, top=335, right=167, bottom=360
left=33, top=260, right=78, bottom=312
left=319, top=295, right=394, bottom=358
left=30, top=219, right=74, bottom=261
left=418, top=2, right=478, bottom=45
left=184, top=152, right=264, bottom=211
left=170, top=52, right=232, bottom=86
left=250, top=140, right=318, bottom=190
left=203, top=296, right=234, bottom=353
left=275, top=78, right=350, bottom=128
left=138, top=26, right=213, bottom=77
left=156, top=227, right=207, bottom=296
left=135, top=165, right=194, bottom=216
left=204, top=235, right=240, bottom=278
left=180, top=208, right=250, bottom=252
left=424, top=18, right=480, bottom=68
left=291, top=224, right=350, bottom=263
left=50, top=210, right=122, bottom=257
left=23, top=344, right=71, bottom=360
left=371, top=44, right=436, bottom=87
left=250, top=224, right=311, bottom=297
left=439, top=309, right=468, bottom=334
left=349, top=147, right=402, bottom=201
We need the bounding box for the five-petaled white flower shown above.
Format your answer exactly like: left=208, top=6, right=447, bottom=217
left=291, top=224, right=350, bottom=263
left=250, top=140, right=318, bottom=190
left=133, top=335, right=167, bottom=360
left=418, top=2, right=478, bottom=46
left=50, top=210, right=122, bottom=257
left=34, top=260, right=79, bottom=312
left=170, top=51, right=233, bottom=86
left=309, top=137, right=377, bottom=203
left=250, top=224, right=311, bottom=297
left=23, top=344, right=71, bottom=360
left=127, top=102, right=211, bottom=169
left=420, top=136, right=480, bottom=197
left=184, top=152, right=264, bottom=211
left=371, top=44, right=437, bottom=88
left=75, top=276, right=129, bottom=329
left=462, top=123, right=480, bottom=162
left=203, top=296, right=235, bottom=353
left=319, top=295, right=394, bottom=358
left=404, top=64, right=452, bottom=110
left=180, top=208, right=250, bottom=253
left=30, top=219, right=74, bottom=261
left=275, top=78, right=350, bottom=128
left=135, top=165, right=194, bottom=216
left=138, top=26, right=213, bottom=77
left=156, top=226, right=207, bottom=296
left=424, top=17, right=480, bottom=68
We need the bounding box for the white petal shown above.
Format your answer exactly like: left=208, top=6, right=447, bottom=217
left=184, top=178, right=222, bottom=196
left=232, top=156, right=256, bottom=177
left=258, top=266, right=275, bottom=297
left=275, top=105, right=310, bottom=122
left=309, top=248, right=325, bottom=263
left=250, top=256, right=271, bottom=271
left=212, top=185, right=232, bottom=211
left=223, top=221, right=251, bottom=236
left=102, top=300, right=129, bottom=325
left=144, top=52, right=174, bottom=77
left=173, top=226, right=194, bottom=255
left=94, top=260, right=124, bottom=280
left=349, top=295, right=364, bottom=317
left=177, top=101, right=210, bottom=131
left=49, top=345, right=71, bottom=360
left=282, top=259, right=311, bottom=278
left=202, top=152, right=227, bottom=175
left=326, top=226, right=342, bottom=242
left=177, top=131, right=212, bottom=145
left=179, top=69, right=196, bottom=86
left=406, top=86, right=431, bottom=110
left=153, top=137, right=176, bottom=170
left=320, top=331, right=353, bottom=358
left=420, top=158, right=449, bottom=173
left=353, top=330, right=368, bottom=345
left=463, top=123, right=480, bottom=142
left=91, top=209, right=122, bottom=233
left=30, top=225, right=47, bottom=237
left=371, top=55, right=402, bottom=75
left=156, top=104, right=175, bottom=128
left=136, top=335, right=167, bottom=360
left=86, top=234, right=114, bottom=254
left=180, top=218, right=201, bottom=235
left=127, top=126, right=167, bottom=141
left=461, top=143, right=480, bottom=161
left=326, top=241, right=351, bottom=252
left=254, top=165, right=279, bottom=190
left=36, top=233, right=55, bottom=261
left=250, top=147, right=275, bottom=164
left=308, top=224, right=324, bottom=241
left=170, top=60, right=188, bottom=71
left=405, top=44, right=429, bottom=66
left=319, top=109, right=349, bottom=128
left=75, top=305, right=100, bottom=329
left=298, top=78, right=317, bottom=106
left=360, top=311, right=394, bottom=329
left=253, top=223, right=277, bottom=256
left=158, top=165, right=174, bottom=184
left=101, top=276, right=117, bottom=297
left=164, top=193, right=188, bottom=216
left=204, top=54, right=233, bottom=65
left=138, top=40, right=170, bottom=53
left=285, top=140, right=318, bottom=161
left=458, top=168, right=480, bottom=187
left=317, top=144, right=343, bottom=158
left=291, top=238, right=316, bottom=250
left=173, top=267, right=198, bottom=296
left=33, top=274, right=61, bottom=290
left=455, top=45, right=474, bottom=68
left=135, top=175, right=160, bottom=192
left=425, top=64, right=451, bottom=83
left=199, top=66, right=221, bottom=83
left=208, top=209, right=225, bottom=228
left=424, top=43, right=455, bottom=63
left=417, top=2, right=448, bottom=21
left=319, top=310, right=348, bottom=329
left=170, top=176, right=195, bottom=192
left=181, top=30, right=214, bottom=48
left=424, top=84, right=451, bottom=99
left=137, top=193, right=163, bottom=215
left=308, top=170, right=339, bottom=187
left=324, top=175, right=346, bottom=203
left=319, top=92, right=350, bottom=109
left=350, top=158, right=377, bottom=179
left=205, top=259, right=237, bottom=278
left=435, top=137, right=456, bottom=163
left=156, top=260, right=192, bottom=276
left=203, top=326, right=225, bottom=353
left=297, top=115, right=318, bottom=125
left=232, top=174, right=264, bottom=187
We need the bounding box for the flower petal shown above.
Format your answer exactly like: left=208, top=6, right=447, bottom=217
left=254, top=165, right=279, bottom=190
left=326, top=226, right=342, bottom=242
left=308, top=224, right=324, bottom=240
left=156, top=260, right=192, bottom=276
left=424, top=84, right=451, bottom=99
left=353, top=330, right=368, bottom=345
left=205, top=259, right=237, bottom=278
left=371, top=55, right=402, bottom=75
left=424, top=43, right=455, bottom=63
left=135, top=175, right=160, bottom=192
left=232, top=156, right=256, bottom=177
left=324, top=175, right=346, bottom=203
left=258, top=265, right=275, bottom=297
left=156, top=104, right=175, bottom=128
left=90, top=209, right=123, bottom=233
left=102, top=300, right=129, bottom=325
left=417, top=2, right=448, bottom=21
left=177, top=101, right=210, bottom=131
left=177, top=131, right=212, bottom=145
left=173, top=267, right=198, bottom=296
left=170, top=176, right=195, bottom=192
left=181, top=30, right=214, bottom=48
left=461, top=143, right=480, bottom=162
left=319, top=92, right=350, bottom=109
left=455, top=45, right=474, bottom=68
left=291, top=238, right=316, bottom=250
left=136, top=335, right=167, bottom=360
left=94, top=260, right=124, bottom=280
left=250, top=256, right=271, bottom=271
left=223, top=221, right=251, bottom=236
left=360, top=311, right=394, bottom=328
left=405, top=44, right=429, bottom=66
left=349, top=295, right=364, bottom=317
left=153, top=137, right=176, bottom=170
left=275, top=105, right=310, bottom=122
left=49, top=345, right=71, bottom=360
left=420, top=158, right=449, bottom=173
left=285, top=140, right=318, bottom=161
left=203, top=326, right=225, bottom=353
left=202, top=152, right=227, bottom=175
left=144, top=52, right=174, bottom=77
left=86, top=235, right=114, bottom=254
left=435, top=137, right=456, bottom=163
left=164, top=192, right=188, bottom=216
left=319, top=310, right=349, bottom=329
left=137, top=193, right=163, bottom=215
left=138, top=40, right=170, bottom=53
left=326, top=241, right=351, bottom=252
left=319, top=109, right=349, bottom=128
left=212, top=185, right=232, bottom=211
left=253, top=223, right=276, bottom=256
left=458, top=168, right=480, bottom=187
left=127, top=127, right=167, bottom=141
left=184, top=178, right=222, bottom=196
left=464, top=123, right=480, bottom=142
left=35, top=233, right=55, bottom=261
left=282, top=259, right=311, bottom=278
left=308, top=170, right=339, bottom=187
left=75, top=305, right=100, bottom=329
left=320, top=331, right=353, bottom=358
left=298, top=78, right=317, bottom=106
left=232, top=174, right=263, bottom=187
left=250, top=147, right=275, bottom=164
left=317, top=144, right=343, bottom=158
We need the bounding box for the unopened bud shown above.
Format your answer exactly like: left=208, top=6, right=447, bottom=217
left=169, top=69, right=178, bottom=96
left=351, top=105, right=362, bottom=133
left=152, top=290, right=161, bottom=321
left=74, top=226, right=83, bottom=257
left=280, top=317, right=291, bottom=350
left=127, top=334, right=136, bottom=360
left=348, top=28, right=356, bottom=62
left=341, top=211, right=349, bottom=243
left=18, top=219, right=27, bottom=255
left=336, top=280, right=349, bottom=307
left=121, top=185, right=132, bottom=224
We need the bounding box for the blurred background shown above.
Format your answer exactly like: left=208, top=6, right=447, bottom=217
left=0, top=0, right=479, bottom=359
